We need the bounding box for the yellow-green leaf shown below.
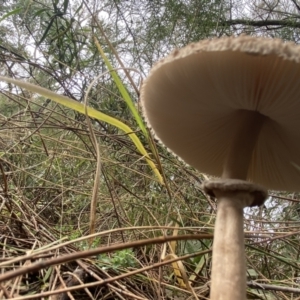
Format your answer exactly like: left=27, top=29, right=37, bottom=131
left=94, top=39, right=148, bottom=137
left=0, top=76, right=163, bottom=184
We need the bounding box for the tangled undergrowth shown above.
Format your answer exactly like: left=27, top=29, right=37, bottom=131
left=0, top=92, right=214, bottom=299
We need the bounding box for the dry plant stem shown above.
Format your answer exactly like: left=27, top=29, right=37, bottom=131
left=210, top=190, right=253, bottom=300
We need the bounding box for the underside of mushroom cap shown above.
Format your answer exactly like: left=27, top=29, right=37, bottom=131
left=141, top=36, right=300, bottom=192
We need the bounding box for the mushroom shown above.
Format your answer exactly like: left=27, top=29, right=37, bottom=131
left=140, top=36, right=300, bottom=299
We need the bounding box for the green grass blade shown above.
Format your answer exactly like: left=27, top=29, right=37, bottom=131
left=94, top=39, right=148, bottom=138
left=0, top=76, right=163, bottom=184
left=0, top=8, right=22, bottom=23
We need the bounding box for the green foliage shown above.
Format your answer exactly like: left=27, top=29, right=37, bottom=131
left=98, top=249, right=138, bottom=271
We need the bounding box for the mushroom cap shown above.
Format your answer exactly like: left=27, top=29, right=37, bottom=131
left=141, top=36, right=300, bottom=192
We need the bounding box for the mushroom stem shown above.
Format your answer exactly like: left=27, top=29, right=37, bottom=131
left=210, top=190, right=253, bottom=300
left=204, top=180, right=267, bottom=300
left=222, top=110, right=265, bottom=180
left=211, top=111, right=265, bottom=299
